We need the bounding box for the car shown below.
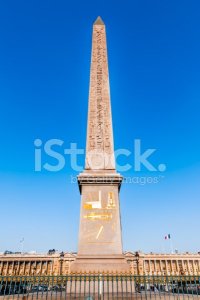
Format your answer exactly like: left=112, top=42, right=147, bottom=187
left=31, top=285, right=48, bottom=292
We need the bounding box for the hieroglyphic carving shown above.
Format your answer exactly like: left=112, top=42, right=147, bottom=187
left=86, top=20, right=115, bottom=170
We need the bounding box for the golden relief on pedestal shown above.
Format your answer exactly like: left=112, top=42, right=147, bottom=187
left=83, top=191, right=116, bottom=221
left=106, top=192, right=115, bottom=209
left=84, top=191, right=102, bottom=209
left=83, top=212, right=112, bottom=221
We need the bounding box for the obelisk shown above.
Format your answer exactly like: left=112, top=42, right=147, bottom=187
left=71, top=17, right=129, bottom=273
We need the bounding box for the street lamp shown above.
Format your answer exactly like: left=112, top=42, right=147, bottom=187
left=59, top=251, right=65, bottom=275
left=135, top=251, right=140, bottom=275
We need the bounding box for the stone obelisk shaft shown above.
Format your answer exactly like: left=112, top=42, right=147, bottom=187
left=85, top=16, right=115, bottom=171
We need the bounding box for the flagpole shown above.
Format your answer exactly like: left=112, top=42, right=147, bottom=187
left=170, top=238, right=174, bottom=254
left=20, top=238, right=24, bottom=253
left=165, top=234, right=173, bottom=254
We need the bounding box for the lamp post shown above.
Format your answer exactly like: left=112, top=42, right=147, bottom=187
left=59, top=252, right=64, bottom=275
left=135, top=251, right=140, bottom=275
left=135, top=251, right=141, bottom=293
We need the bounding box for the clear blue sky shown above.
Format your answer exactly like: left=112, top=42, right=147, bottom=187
left=0, top=0, right=199, bottom=254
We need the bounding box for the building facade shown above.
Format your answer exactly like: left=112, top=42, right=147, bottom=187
left=1, top=252, right=200, bottom=276
left=125, top=252, right=200, bottom=276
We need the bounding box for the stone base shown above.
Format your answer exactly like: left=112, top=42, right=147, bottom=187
left=70, top=254, right=130, bottom=274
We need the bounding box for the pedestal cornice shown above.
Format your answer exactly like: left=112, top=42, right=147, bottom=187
left=77, top=171, right=123, bottom=193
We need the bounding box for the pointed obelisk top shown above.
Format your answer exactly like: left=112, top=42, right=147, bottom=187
left=94, top=16, right=104, bottom=26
